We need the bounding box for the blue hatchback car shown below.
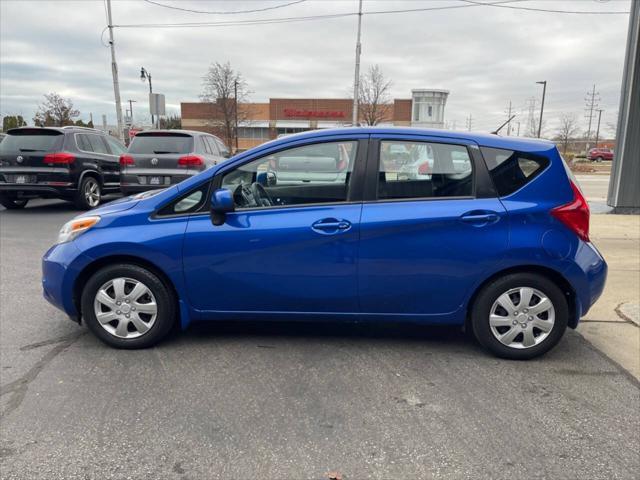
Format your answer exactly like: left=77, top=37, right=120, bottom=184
left=42, top=128, right=607, bottom=359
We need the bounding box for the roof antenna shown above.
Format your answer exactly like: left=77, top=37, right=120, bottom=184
left=492, top=114, right=516, bottom=135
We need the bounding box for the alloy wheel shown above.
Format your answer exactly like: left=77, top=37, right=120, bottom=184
left=84, top=179, right=101, bottom=207
left=93, top=277, right=158, bottom=339
left=489, top=286, right=555, bottom=349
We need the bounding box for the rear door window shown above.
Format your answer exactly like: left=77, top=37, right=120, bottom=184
left=481, top=147, right=549, bottom=197
left=87, top=134, right=109, bottom=154
left=105, top=136, right=127, bottom=156
left=0, top=130, right=63, bottom=153
left=129, top=134, right=194, bottom=154
left=377, top=140, right=473, bottom=200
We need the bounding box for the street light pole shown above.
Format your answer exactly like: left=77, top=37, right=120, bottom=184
left=105, top=0, right=124, bottom=141
left=536, top=80, right=547, bottom=138
left=140, top=67, right=154, bottom=127
left=351, top=0, right=363, bottom=126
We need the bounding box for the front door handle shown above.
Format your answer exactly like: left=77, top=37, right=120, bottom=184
left=311, top=218, right=352, bottom=234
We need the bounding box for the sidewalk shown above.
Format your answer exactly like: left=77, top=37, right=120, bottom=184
left=578, top=213, right=640, bottom=378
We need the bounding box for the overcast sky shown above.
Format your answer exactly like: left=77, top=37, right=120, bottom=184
left=0, top=0, right=631, bottom=136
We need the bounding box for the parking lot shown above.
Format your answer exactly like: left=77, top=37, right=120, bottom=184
left=1, top=180, right=639, bottom=479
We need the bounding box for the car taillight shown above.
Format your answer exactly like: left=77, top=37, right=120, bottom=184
left=178, top=155, right=203, bottom=167
left=418, top=162, right=430, bottom=175
left=119, top=154, right=135, bottom=166
left=550, top=181, right=590, bottom=242
left=44, top=152, right=75, bottom=165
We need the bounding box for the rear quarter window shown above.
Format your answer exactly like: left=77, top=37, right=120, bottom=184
left=481, top=147, right=549, bottom=197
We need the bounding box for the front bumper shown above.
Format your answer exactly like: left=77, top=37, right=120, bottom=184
left=42, top=241, right=94, bottom=322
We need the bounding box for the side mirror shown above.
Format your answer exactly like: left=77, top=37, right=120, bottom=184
left=222, top=150, right=231, bottom=159
left=210, top=188, right=234, bottom=226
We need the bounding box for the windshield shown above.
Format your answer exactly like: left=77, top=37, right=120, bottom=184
left=0, top=130, right=63, bottom=153
left=128, top=134, right=193, bottom=154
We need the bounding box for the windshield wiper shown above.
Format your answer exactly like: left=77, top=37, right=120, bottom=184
left=153, top=150, right=178, bottom=154
left=19, top=148, right=45, bottom=152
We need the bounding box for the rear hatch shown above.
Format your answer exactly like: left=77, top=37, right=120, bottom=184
left=0, top=128, right=64, bottom=169
left=127, top=132, right=195, bottom=170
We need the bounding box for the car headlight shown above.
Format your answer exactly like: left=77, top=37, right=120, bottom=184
left=57, top=216, right=100, bottom=244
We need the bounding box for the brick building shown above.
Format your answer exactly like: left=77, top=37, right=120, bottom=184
left=181, top=89, right=449, bottom=151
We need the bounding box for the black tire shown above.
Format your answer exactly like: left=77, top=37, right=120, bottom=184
left=74, top=176, right=102, bottom=210
left=0, top=195, right=28, bottom=209
left=595, top=156, right=603, bottom=163
left=81, top=264, right=176, bottom=349
left=471, top=273, right=568, bottom=360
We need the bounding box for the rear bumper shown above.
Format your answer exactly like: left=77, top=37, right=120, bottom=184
left=564, top=241, right=608, bottom=325
left=120, top=170, right=198, bottom=193
left=0, top=168, right=75, bottom=198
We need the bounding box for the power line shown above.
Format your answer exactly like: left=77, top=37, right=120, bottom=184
left=142, top=0, right=307, bottom=15
left=460, top=0, right=629, bottom=14
left=115, top=0, right=628, bottom=29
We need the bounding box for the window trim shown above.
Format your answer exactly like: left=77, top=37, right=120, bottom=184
left=210, top=138, right=369, bottom=213
left=365, top=137, right=477, bottom=203
left=152, top=181, right=213, bottom=219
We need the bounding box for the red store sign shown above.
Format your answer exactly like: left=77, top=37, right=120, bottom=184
left=283, top=108, right=346, bottom=118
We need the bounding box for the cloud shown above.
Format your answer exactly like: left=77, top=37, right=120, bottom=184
left=0, top=0, right=630, bottom=136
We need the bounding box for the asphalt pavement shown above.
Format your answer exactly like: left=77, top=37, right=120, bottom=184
left=1, top=198, right=639, bottom=479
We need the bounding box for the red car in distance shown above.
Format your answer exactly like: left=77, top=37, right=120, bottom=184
left=587, top=147, right=614, bottom=162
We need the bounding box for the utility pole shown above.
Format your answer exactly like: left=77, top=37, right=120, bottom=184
left=466, top=114, right=473, bottom=131
left=126, top=99, right=136, bottom=125
left=536, top=80, right=547, bottom=138
left=106, top=0, right=124, bottom=141
left=234, top=79, right=239, bottom=153
left=505, top=100, right=513, bottom=135
left=516, top=121, right=521, bottom=136
left=351, top=0, right=363, bottom=126
left=594, top=109, right=604, bottom=149
left=584, top=84, right=600, bottom=152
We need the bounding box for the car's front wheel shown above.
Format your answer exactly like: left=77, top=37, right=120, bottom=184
left=0, top=195, right=29, bottom=209
left=81, top=264, right=176, bottom=348
left=471, top=273, right=568, bottom=359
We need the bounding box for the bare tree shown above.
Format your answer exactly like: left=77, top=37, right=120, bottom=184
left=200, top=62, right=249, bottom=151
left=33, top=93, right=80, bottom=127
left=358, top=65, right=393, bottom=126
left=555, top=113, right=580, bottom=154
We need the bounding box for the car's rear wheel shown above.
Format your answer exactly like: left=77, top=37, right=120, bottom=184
left=75, top=176, right=101, bottom=209
left=471, top=273, right=568, bottom=359
left=0, top=195, right=29, bottom=209
left=595, top=156, right=604, bottom=162
left=81, top=264, right=176, bottom=349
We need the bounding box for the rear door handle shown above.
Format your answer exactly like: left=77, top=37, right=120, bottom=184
left=311, top=218, right=352, bottom=234
left=460, top=211, right=500, bottom=225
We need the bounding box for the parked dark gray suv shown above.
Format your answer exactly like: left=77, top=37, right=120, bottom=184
left=0, top=126, right=127, bottom=209
left=119, top=130, right=230, bottom=194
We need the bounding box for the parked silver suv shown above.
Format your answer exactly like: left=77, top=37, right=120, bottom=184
left=119, top=130, right=230, bottom=194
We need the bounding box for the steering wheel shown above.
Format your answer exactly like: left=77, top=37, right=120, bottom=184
left=232, top=182, right=273, bottom=208
left=251, top=182, right=273, bottom=207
